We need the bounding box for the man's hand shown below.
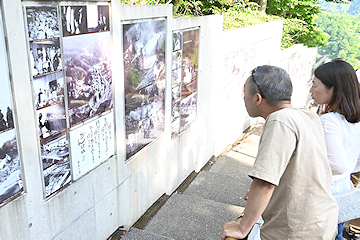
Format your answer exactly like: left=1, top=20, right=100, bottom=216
left=220, top=221, right=248, bottom=240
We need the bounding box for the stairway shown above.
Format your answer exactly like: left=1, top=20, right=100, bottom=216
left=121, top=127, right=262, bottom=240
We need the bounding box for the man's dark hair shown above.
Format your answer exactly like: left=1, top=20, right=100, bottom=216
left=314, top=59, right=360, bottom=123
left=249, top=65, right=293, bottom=107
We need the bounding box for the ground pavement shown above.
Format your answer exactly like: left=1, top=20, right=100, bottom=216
left=108, top=123, right=263, bottom=240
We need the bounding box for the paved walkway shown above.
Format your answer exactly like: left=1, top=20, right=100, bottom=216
left=117, top=122, right=264, bottom=240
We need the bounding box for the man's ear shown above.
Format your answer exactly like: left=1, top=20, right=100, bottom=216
left=255, top=93, right=263, bottom=106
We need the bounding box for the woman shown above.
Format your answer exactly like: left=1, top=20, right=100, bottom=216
left=310, top=59, right=360, bottom=239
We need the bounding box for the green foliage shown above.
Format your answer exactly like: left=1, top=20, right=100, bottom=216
left=315, top=12, right=360, bottom=69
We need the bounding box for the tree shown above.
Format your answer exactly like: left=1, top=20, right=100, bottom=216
left=316, top=12, right=360, bottom=68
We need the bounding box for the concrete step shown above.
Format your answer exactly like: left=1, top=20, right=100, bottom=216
left=210, top=150, right=255, bottom=177
left=183, top=171, right=252, bottom=207
left=232, top=134, right=260, bottom=158
left=144, top=193, right=244, bottom=240
left=121, top=227, right=175, bottom=240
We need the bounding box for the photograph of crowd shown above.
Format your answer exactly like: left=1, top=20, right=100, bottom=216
left=61, top=6, right=88, bottom=36
left=29, top=40, right=62, bottom=77
left=0, top=129, right=22, bottom=204
left=123, top=19, right=166, bottom=159
left=37, top=102, right=66, bottom=140
left=43, top=156, right=71, bottom=197
left=63, top=32, right=112, bottom=126
left=40, top=131, right=69, bottom=170
left=26, top=6, right=60, bottom=41
left=70, top=113, right=114, bottom=180
left=87, top=5, right=110, bottom=33
left=33, top=71, right=65, bottom=110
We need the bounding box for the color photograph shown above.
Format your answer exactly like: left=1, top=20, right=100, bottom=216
left=63, top=32, right=112, bottom=126
left=43, top=156, right=71, bottom=197
left=123, top=19, right=166, bottom=95
left=123, top=19, right=166, bottom=159
left=40, top=131, right=69, bottom=170
left=171, top=101, right=180, bottom=123
left=87, top=5, right=110, bottom=32
left=70, top=112, right=114, bottom=180
left=61, top=6, right=88, bottom=36
left=0, top=129, right=22, bottom=204
left=26, top=6, right=60, bottom=41
left=182, top=29, right=199, bottom=91
left=33, top=71, right=65, bottom=110
left=29, top=39, right=62, bottom=77
left=37, top=102, right=66, bottom=140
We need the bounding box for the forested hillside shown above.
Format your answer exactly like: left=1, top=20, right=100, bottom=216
left=316, top=0, right=360, bottom=68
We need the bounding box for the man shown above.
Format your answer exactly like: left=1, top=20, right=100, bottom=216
left=221, top=65, right=338, bottom=240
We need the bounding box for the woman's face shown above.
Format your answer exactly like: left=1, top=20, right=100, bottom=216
left=309, top=77, right=334, bottom=105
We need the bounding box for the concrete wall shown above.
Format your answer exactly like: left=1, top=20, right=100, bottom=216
left=214, top=21, right=284, bottom=156
left=0, top=1, right=316, bottom=239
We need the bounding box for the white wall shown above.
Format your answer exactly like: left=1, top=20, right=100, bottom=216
left=0, top=1, right=316, bottom=239
left=214, top=21, right=284, bottom=156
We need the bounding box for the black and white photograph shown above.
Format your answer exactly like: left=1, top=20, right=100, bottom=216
left=123, top=19, right=166, bottom=95
left=33, top=71, right=65, bottom=109
left=87, top=5, right=110, bottom=33
left=172, top=52, right=182, bottom=87
left=61, top=6, right=88, bottom=36
left=0, top=129, right=23, bottom=204
left=172, top=85, right=181, bottom=106
left=70, top=112, right=114, bottom=180
left=26, top=6, right=60, bottom=41
left=63, top=32, right=112, bottom=126
left=43, top=156, right=71, bottom=197
left=40, top=131, right=69, bottom=170
left=125, top=87, right=165, bottom=159
left=0, top=21, right=15, bottom=133
left=171, top=117, right=180, bottom=139
left=180, top=91, right=197, bottom=131
left=37, top=102, right=66, bottom=140
left=171, top=102, right=180, bottom=123
left=29, top=39, right=62, bottom=77
left=172, top=31, right=182, bottom=52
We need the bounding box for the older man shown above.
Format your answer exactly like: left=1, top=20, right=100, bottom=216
left=221, top=65, right=338, bottom=240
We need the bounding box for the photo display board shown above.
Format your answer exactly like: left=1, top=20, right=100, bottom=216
left=171, top=28, right=199, bottom=139
left=25, top=4, right=114, bottom=197
left=0, top=13, right=23, bottom=204
left=123, top=19, right=166, bottom=160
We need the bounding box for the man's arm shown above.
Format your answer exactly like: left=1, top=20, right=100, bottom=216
left=220, top=178, right=275, bottom=240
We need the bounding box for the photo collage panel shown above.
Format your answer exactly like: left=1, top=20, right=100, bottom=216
left=25, top=4, right=112, bottom=196
left=171, top=28, right=200, bottom=138
left=0, top=16, right=23, bottom=204
left=123, top=19, right=166, bottom=160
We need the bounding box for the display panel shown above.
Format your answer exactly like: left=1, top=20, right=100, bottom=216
left=25, top=4, right=113, bottom=196
left=123, top=19, right=166, bottom=160
left=171, top=28, right=199, bottom=138
left=0, top=16, right=23, bottom=204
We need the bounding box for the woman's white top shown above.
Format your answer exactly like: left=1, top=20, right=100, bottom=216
left=320, top=112, right=360, bottom=195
